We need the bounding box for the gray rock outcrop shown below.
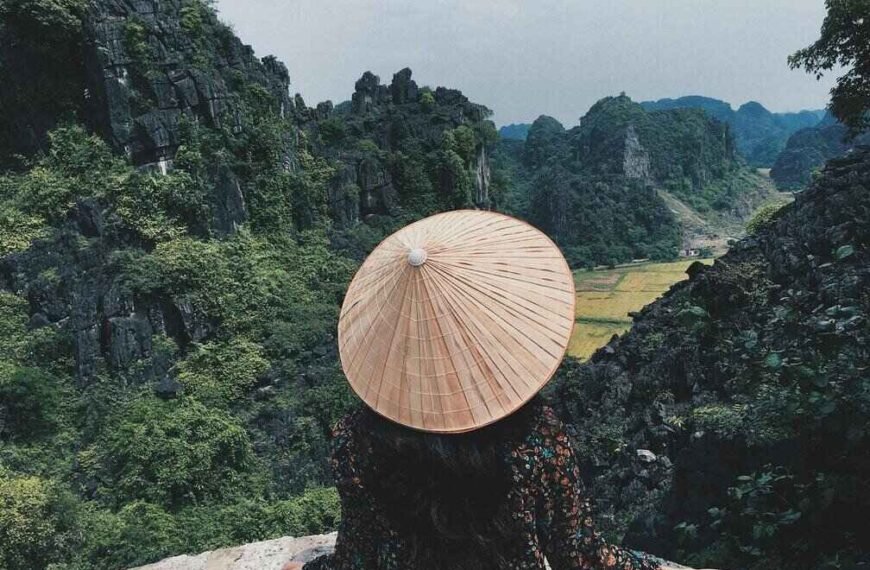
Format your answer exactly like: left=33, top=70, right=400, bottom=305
left=623, top=125, right=651, bottom=180
left=129, top=533, right=337, bottom=570
left=83, top=0, right=292, bottom=168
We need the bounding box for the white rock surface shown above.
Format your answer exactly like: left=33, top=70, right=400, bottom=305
left=128, top=532, right=337, bottom=570
left=636, top=449, right=657, bottom=463
left=127, top=532, right=679, bottom=570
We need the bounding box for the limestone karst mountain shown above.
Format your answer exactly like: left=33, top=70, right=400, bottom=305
left=495, top=95, right=781, bottom=267
left=0, top=2, right=498, bottom=568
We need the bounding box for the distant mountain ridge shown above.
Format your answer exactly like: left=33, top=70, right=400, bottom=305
left=771, top=112, right=870, bottom=189
left=499, top=96, right=826, bottom=169
left=641, top=96, right=825, bottom=167
left=498, top=123, right=531, bottom=140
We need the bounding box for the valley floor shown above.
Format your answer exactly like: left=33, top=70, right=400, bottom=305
left=568, top=259, right=713, bottom=358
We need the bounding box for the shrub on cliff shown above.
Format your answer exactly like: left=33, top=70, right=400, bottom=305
left=88, top=397, right=257, bottom=509
left=0, top=472, right=79, bottom=570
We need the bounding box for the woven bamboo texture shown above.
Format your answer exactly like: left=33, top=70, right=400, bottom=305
left=338, top=210, right=575, bottom=433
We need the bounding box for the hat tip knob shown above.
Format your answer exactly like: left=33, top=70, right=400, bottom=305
left=408, top=248, right=428, bottom=267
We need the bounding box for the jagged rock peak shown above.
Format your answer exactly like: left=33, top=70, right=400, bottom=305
left=390, top=67, right=419, bottom=104
left=351, top=67, right=421, bottom=112
left=351, top=71, right=388, bottom=113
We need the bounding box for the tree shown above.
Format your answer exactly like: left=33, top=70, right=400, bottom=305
left=93, top=398, right=256, bottom=508
left=420, top=89, right=435, bottom=111
left=789, top=0, right=870, bottom=135
left=0, top=473, right=78, bottom=570
left=0, top=365, right=59, bottom=439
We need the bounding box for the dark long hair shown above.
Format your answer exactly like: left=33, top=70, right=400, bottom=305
left=354, top=396, right=545, bottom=570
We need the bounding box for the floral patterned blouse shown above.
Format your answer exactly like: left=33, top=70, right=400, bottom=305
left=303, top=406, right=660, bottom=570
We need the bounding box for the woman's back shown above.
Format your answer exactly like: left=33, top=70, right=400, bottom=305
left=303, top=399, right=660, bottom=570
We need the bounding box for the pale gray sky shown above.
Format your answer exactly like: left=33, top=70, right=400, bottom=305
left=213, top=0, right=837, bottom=126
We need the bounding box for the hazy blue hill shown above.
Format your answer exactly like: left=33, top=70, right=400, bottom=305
left=641, top=96, right=825, bottom=167
left=771, top=112, right=870, bottom=189
left=641, top=95, right=735, bottom=122
left=498, top=122, right=531, bottom=140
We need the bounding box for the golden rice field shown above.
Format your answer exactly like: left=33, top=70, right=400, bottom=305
left=567, top=259, right=713, bottom=359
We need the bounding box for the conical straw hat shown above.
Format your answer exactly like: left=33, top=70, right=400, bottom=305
left=338, top=210, right=576, bottom=433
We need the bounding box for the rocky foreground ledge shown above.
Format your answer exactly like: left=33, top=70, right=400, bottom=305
left=129, top=533, right=337, bottom=570
left=128, top=533, right=689, bottom=570
left=127, top=533, right=568, bottom=570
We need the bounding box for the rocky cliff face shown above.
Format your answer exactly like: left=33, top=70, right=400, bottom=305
left=0, top=2, right=499, bottom=385
left=622, top=125, right=652, bottom=180
left=82, top=0, right=293, bottom=168
left=0, top=198, right=209, bottom=385
left=0, top=5, right=505, bottom=567
left=547, top=147, right=870, bottom=569
left=0, top=0, right=294, bottom=384
left=568, top=94, right=737, bottom=191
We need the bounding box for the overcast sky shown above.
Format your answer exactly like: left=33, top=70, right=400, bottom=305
left=213, top=0, right=836, bottom=127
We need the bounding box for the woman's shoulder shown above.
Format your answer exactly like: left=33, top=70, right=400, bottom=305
left=332, top=407, right=365, bottom=436
left=330, top=407, right=368, bottom=452
left=327, top=408, right=370, bottom=484
left=525, top=403, right=566, bottom=438
left=506, top=403, right=569, bottom=464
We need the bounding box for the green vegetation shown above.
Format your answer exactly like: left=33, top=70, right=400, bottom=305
left=0, top=0, right=89, bottom=163
left=746, top=201, right=788, bottom=234
left=775, top=0, right=870, bottom=190
left=0, top=472, right=78, bottom=570
left=0, top=2, right=503, bottom=567
left=0, top=122, right=352, bottom=568
left=308, top=71, right=499, bottom=236
left=0, top=0, right=364, bottom=561
left=789, top=0, right=870, bottom=135
left=420, top=89, right=435, bottom=111
left=769, top=1, right=870, bottom=190
left=550, top=152, right=870, bottom=569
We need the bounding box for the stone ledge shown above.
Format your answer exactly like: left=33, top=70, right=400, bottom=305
left=128, top=532, right=337, bottom=570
